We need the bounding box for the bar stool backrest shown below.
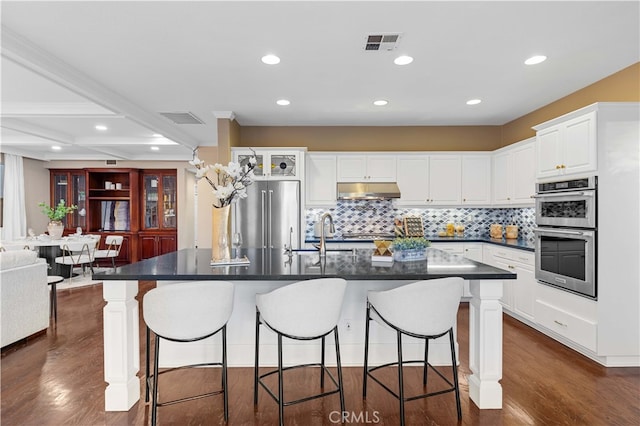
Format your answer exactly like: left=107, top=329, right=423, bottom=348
left=368, top=277, right=463, bottom=336
left=143, top=281, right=234, bottom=341
left=256, top=278, right=347, bottom=338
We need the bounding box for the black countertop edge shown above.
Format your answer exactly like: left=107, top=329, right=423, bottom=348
left=94, top=273, right=516, bottom=281
left=305, top=236, right=535, bottom=252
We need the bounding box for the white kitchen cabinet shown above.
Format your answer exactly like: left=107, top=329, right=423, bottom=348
left=395, top=155, right=430, bottom=205
left=535, top=283, right=597, bottom=352
left=461, top=155, right=491, bottom=205
left=492, top=138, right=535, bottom=205
left=392, top=154, right=463, bottom=206
left=234, top=148, right=305, bottom=180
left=534, top=110, right=597, bottom=179
left=305, top=154, right=337, bottom=206
left=462, top=243, right=483, bottom=262
left=428, top=155, right=461, bottom=205
left=431, top=242, right=482, bottom=298
left=337, top=154, right=396, bottom=182
left=487, top=246, right=535, bottom=322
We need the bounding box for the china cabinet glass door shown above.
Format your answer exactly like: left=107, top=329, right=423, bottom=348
left=162, top=175, right=177, bottom=229
left=53, top=171, right=86, bottom=229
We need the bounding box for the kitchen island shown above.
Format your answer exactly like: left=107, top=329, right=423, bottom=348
left=94, top=247, right=515, bottom=412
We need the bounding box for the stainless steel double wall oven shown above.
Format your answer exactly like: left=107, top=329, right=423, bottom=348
left=533, top=176, right=597, bottom=299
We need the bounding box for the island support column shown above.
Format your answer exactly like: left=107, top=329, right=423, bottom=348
left=103, top=280, right=140, bottom=411
left=468, top=279, right=503, bottom=409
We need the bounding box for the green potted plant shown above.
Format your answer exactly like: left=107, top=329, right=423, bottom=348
left=38, top=200, right=77, bottom=239
left=392, top=237, right=431, bottom=262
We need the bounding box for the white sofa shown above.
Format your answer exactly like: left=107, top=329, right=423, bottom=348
left=0, top=250, right=49, bottom=347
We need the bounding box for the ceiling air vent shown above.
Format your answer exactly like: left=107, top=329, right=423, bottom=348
left=159, top=111, right=205, bottom=125
left=106, top=159, right=117, bottom=166
left=365, top=33, right=402, bottom=51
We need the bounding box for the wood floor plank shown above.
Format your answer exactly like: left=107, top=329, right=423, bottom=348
left=1, top=281, right=639, bottom=425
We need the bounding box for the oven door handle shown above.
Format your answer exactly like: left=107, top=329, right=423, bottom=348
left=533, top=227, right=585, bottom=236
left=532, top=191, right=593, bottom=198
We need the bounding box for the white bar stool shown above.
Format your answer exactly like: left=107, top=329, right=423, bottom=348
left=143, top=280, right=235, bottom=425
left=363, top=277, right=464, bottom=425
left=254, top=278, right=347, bottom=426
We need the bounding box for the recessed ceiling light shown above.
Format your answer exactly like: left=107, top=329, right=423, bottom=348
left=51, top=146, right=62, bottom=151
left=152, top=133, right=163, bottom=137
left=276, top=99, right=290, bottom=106
left=394, top=55, right=413, bottom=65
left=466, top=99, right=482, bottom=105
left=150, top=146, right=160, bottom=151
left=524, top=55, right=547, bottom=65
left=95, top=124, right=108, bottom=131
left=261, top=54, right=280, bottom=65
left=373, top=100, right=388, bottom=106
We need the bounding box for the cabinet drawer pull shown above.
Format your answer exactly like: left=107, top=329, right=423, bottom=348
left=508, top=265, right=515, bottom=269
left=553, top=320, right=567, bottom=327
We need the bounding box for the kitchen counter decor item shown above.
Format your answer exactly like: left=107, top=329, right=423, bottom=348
left=392, top=237, right=430, bottom=262
left=372, top=240, right=393, bottom=262
left=189, top=149, right=257, bottom=262
left=505, top=225, right=518, bottom=240
left=446, top=222, right=455, bottom=237
left=490, top=224, right=503, bottom=239
left=403, top=216, right=424, bottom=237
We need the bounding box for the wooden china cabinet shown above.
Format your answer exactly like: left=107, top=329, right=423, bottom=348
left=48, top=168, right=178, bottom=265
left=139, top=170, right=177, bottom=260
left=49, top=170, right=87, bottom=231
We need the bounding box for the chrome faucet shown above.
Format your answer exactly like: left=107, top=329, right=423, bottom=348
left=316, top=212, right=335, bottom=258
left=285, top=226, right=294, bottom=255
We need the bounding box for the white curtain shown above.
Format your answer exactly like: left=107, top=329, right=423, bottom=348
left=2, top=154, right=27, bottom=241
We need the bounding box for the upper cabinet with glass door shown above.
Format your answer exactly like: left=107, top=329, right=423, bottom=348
left=50, top=170, right=87, bottom=231
left=233, top=148, right=305, bottom=180
left=141, top=170, right=177, bottom=230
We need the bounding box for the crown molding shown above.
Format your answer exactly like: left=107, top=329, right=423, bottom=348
left=213, top=111, right=236, bottom=121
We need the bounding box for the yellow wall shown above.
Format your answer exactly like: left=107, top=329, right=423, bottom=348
left=501, top=62, right=640, bottom=147
left=233, top=62, right=640, bottom=151
left=238, top=126, right=503, bottom=151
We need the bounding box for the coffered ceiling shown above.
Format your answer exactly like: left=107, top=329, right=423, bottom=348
left=1, top=1, right=638, bottom=161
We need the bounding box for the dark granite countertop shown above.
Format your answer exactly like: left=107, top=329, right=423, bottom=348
left=305, top=236, right=535, bottom=252
left=94, top=248, right=516, bottom=281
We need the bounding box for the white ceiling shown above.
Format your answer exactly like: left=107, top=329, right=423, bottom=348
left=1, top=1, right=638, bottom=161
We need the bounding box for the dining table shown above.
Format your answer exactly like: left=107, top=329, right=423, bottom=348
left=2, top=234, right=99, bottom=276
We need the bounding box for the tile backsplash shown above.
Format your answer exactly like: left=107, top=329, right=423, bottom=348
left=306, top=200, right=535, bottom=242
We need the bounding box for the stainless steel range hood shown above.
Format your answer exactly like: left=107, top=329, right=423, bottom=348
left=337, top=182, right=401, bottom=200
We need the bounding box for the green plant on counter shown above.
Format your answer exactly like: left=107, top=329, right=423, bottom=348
left=392, top=237, right=431, bottom=251
left=38, top=200, right=77, bottom=221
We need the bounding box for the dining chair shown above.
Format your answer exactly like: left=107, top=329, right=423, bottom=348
left=54, top=240, right=98, bottom=281
left=93, top=235, right=124, bottom=270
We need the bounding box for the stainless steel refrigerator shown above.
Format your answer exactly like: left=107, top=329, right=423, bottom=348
left=233, top=180, right=300, bottom=249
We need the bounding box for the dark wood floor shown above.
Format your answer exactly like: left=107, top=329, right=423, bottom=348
left=2, top=281, right=639, bottom=425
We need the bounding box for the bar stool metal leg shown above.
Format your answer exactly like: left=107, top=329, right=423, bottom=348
left=277, top=333, right=285, bottom=426
left=397, top=331, right=405, bottom=426
left=254, top=310, right=261, bottom=406
left=334, top=327, right=346, bottom=414
left=423, top=338, right=430, bottom=386
left=450, top=329, right=462, bottom=420
left=363, top=302, right=371, bottom=399
left=320, top=336, right=326, bottom=388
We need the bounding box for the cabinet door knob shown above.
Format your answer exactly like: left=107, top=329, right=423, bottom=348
left=561, top=164, right=566, bottom=169
left=555, top=165, right=561, bottom=169
left=463, top=198, right=466, bottom=202
left=507, top=197, right=511, bottom=200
